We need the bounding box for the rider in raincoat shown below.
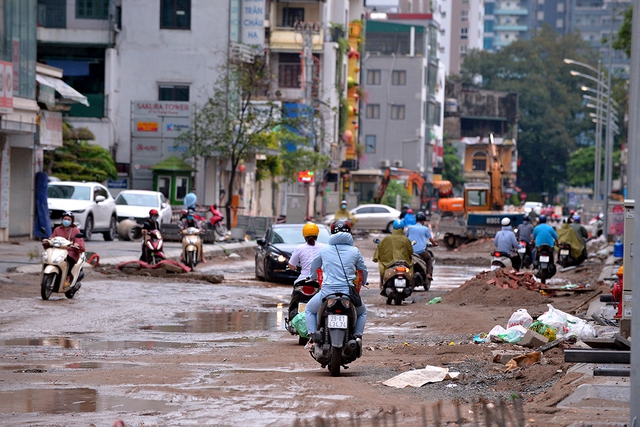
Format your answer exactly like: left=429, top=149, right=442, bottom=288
left=372, top=219, right=414, bottom=283
left=557, top=221, right=585, bottom=262
left=333, top=199, right=358, bottom=227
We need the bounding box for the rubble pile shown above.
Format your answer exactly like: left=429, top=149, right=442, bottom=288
left=462, top=269, right=541, bottom=291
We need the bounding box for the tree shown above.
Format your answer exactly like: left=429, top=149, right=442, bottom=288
left=459, top=28, right=595, bottom=197
left=613, top=5, right=632, bottom=58
left=44, top=123, right=117, bottom=182
left=180, top=54, right=324, bottom=224
left=381, top=180, right=410, bottom=208
left=442, top=142, right=464, bottom=190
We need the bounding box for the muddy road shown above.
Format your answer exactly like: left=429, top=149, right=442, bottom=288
left=0, top=237, right=619, bottom=426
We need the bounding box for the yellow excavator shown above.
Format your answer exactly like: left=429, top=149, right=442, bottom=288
left=438, top=134, right=524, bottom=249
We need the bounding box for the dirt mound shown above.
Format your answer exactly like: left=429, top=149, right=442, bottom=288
left=443, top=269, right=551, bottom=307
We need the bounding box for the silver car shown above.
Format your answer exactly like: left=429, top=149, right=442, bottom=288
left=323, top=204, right=402, bottom=233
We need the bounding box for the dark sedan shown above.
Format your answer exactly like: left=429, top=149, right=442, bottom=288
left=255, top=223, right=331, bottom=282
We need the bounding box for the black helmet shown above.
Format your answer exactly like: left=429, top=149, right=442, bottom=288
left=330, top=220, right=351, bottom=234
left=415, top=211, right=427, bottom=222
left=539, top=214, right=547, bottom=223
left=62, top=211, right=75, bottom=221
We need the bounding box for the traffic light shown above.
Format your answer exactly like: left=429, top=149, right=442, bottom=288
left=298, top=170, right=315, bottom=183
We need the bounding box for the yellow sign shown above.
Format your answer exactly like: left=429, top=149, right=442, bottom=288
left=137, top=121, right=159, bottom=132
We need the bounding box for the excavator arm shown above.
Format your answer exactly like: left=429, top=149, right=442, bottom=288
left=487, top=134, right=504, bottom=211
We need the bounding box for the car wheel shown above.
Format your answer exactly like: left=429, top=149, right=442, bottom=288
left=84, top=215, right=94, bottom=241
left=263, top=258, right=273, bottom=282
left=255, top=256, right=265, bottom=280
left=103, top=216, right=117, bottom=241
left=386, top=221, right=394, bottom=233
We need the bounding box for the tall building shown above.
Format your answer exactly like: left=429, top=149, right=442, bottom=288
left=484, top=0, right=533, bottom=51
left=0, top=0, right=39, bottom=240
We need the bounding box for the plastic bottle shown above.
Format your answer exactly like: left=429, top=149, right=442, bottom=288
left=613, top=238, right=623, bottom=258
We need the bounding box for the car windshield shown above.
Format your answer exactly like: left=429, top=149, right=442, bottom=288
left=116, top=193, right=158, bottom=207
left=48, top=185, right=91, bottom=201
left=270, top=227, right=330, bottom=245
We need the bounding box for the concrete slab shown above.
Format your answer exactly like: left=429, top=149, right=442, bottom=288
left=557, top=383, right=630, bottom=409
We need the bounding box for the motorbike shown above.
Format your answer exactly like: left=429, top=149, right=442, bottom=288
left=40, top=235, right=86, bottom=300
left=142, top=229, right=166, bottom=265
left=490, top=251, right=512, bottom=271
left=534, top=244, right=556, bottom=284
left=411, top=240, right=435, bottom=291
left=308, top=290, right=363, bottom=377
left=208, top=205, right=228, bottom=237
left=374, top=238, right=414, bottom=305
left=180, top=227, right=202, bottom=269
left=518, top=240, right=533, bottom=269
left=284, top=275, right=321, bottom=345
left=557, top=242, right=572, bottom=268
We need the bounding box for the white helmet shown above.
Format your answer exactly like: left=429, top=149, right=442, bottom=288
left=501, top=217, right=511, bottom=226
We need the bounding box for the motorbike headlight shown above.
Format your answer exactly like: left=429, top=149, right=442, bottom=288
left=53, top=254, right=66, bottom=264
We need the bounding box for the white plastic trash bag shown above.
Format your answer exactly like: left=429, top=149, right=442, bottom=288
left=488, top=325, right=507, bottom=342
left=507, top=309, right=533, bottom=329
left=497, top=325, right=528, bottom=343
left=537, top=304, right=569, bottom=337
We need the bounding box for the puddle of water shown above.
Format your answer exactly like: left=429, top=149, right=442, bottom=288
left=1, top=365, right=48, bottom=372
left=1, top=338, right=197, bottom=350
left=140, top=309, right=282, bottom=333
left=0, top=388, right=175, bottom=414
left=64, top=361, right=138, bottom=369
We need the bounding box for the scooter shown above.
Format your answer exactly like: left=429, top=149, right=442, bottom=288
left=411, top=241, right=435, bottom=291
left=308, top=290, right=363, bottom=377
left=142, top=229, right=165, bottom=265
left=534, top=244, right=556, bottom=284
left=557, top=242, right=572, bottom=268
left=518, top=240, right=533, bottom=269
left=180, top=227, right=202, bottom=269
left=40, top=235, right=86, bottom=300
left=208, top=205, right=228, bottom=237
left=284, top=275, right=321, bottom=345
left=490, top=251, right=512, bottom=271
left=373, top=238, right=414, bottom=305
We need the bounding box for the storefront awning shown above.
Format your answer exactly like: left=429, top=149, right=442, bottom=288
left=36, top=74, right=89, bottom=106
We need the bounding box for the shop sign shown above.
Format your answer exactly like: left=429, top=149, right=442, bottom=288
left=0, top=61, right=13, bottom=114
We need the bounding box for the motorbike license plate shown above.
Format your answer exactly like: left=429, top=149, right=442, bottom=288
left=560, top=249, right=569, bottom=256
left=394, top=278, right=406, bottom=288
left=327, top=315, right=348, bottom=329
left=298, top=302, right=307, bottom=313
left=518, top=248, right=526, bottom=254
left=540, top=255, right=550, bottom=262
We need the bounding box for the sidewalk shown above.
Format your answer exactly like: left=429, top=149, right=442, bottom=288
left=0, top=238, right=257, bottom=274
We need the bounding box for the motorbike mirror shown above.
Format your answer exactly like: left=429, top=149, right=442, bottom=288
left=75, top=232, right=86, bottom=239
left=373, top=238, right=381, bottom=244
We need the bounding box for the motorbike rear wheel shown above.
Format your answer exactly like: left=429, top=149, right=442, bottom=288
left=214, top=222, right=228, bottom=237
left=329, top=346, right=341, bottom=377
left=41, top=273, right=55, bottom=300
left=539, top=268, right=548, bottom=284
left=394, top=295, right=403, bottom=305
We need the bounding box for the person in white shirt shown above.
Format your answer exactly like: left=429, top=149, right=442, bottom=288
left=288, top=222, right=325, bottom=282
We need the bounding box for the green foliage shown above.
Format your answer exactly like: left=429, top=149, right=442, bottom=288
left=613, top=6, right=632, bottom=58
left=459, top=28, right=595, bottom=197
left=381, top=180, right=411, bottom=208
left=44, top=123, right=117, bottom=182
left=442, top=142, right=464, bottom=189
left=567, top=146, right=621, bottom=187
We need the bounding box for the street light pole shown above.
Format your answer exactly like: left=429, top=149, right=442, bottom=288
left=602, top=2, right=616, bottom=242
left=594, top=61, right=602, bottom=201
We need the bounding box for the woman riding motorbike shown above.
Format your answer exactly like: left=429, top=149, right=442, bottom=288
left=305, top=220, right=368, bottom=346
left=42, top=211, right=85, bottom=282
left=140, top=209, right=161, bottom=262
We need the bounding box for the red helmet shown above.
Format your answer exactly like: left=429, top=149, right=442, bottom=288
left=149, top=209, right=159, bottom=216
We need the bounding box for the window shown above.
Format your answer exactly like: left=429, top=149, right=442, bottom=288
left=282, top=7, right=304, bottom=27
left=76, top=0, right=109, bottom=19
left=467, top=189, right=487, bottom=207
left=556, top=19, right=564, bottom=28
left=158, top=85, right=190, bottom=101
left=461, top=10, right=468, bottom=21
left=93, top=186, right=108, bottom=201
left=372, top=207, right=389, bottom=214
left=461, top=28, right=468, bottom=39
left=390, top=104, right=405, bottom=120
left=175, top=176, right=189, bottom=200
left=278, top=53, right=301, bottom=88
left=366, top=104, right=380, bottom=119
left=365, top=135, right=376, bottom=154
left=391, top=70, right=406, bottom=85
left=161, top=0, right=191, bottom=29
left=472, top=151, right=487, bottom=171
left=367, top=69, right=381, bottom=85
left=460, top=45, right=468, bottom=54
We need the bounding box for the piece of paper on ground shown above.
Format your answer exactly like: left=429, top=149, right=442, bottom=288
left=382, top=366, right=450, bottom=388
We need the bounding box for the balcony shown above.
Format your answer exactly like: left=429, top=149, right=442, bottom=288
left=494, top=9, right=529, bottom=16
left=37, top=27, right=112, bottom=46
left=269, top=28, right=324, bottom=52
left=494, top=25, right=528, bottom=32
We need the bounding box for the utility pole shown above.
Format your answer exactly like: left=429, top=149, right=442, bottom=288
left=628, top=1, right=640, bottom=423
left=295, top=21, right=319, bottom=106
left=602, top=1, right=615, bottom=242
left=594, top=60, right=602, bottom=201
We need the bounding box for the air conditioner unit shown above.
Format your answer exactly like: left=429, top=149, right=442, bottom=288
left=379, top=159, right=391, bottom=168
left=393, top=159, right=403, bottom=168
